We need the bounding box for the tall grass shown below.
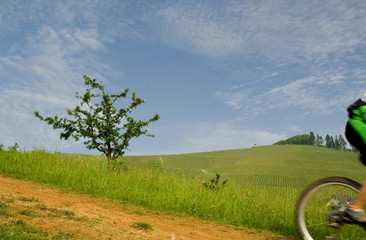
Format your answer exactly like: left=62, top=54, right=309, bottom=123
left=0, top=149, right=298, bottom=238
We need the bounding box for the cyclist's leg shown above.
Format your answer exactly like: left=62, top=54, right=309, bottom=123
left=351, top=179, right=366, bottom=209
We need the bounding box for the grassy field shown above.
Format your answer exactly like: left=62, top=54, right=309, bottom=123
left=123, top=145, right=365, bottom=184
left=0, top=145, right=364, bottom=239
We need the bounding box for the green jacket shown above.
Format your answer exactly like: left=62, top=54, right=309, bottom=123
left=348, top=99, right=366, bottom=144
left=348, top=101, right=366, bottom=121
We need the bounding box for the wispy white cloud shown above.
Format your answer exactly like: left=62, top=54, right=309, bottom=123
left=155, top=2, right=245, bottom=57
left=184, top=1, right=366, bottom=120
left=215, top=91, right=248, bottom=110
left=216, top=70, right=365, bottom=117
left=1, top=0, right=366, bottom=154
left=153, top=1, right=366, bottom=64
left=0, top=87, right=75, bottom=150
left=0, top=1, right=122, bottom=150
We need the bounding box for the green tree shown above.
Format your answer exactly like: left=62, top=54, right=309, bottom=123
left=325, top=134, right=331, bottom=148
left=309, top=132, right=315, bottom=145
left=334, top=135, right=340, bottom=150
left=338, top=135, right=347, bottom=151
left=315, top=134, right=324, bottom=146
left=330, top=136, right=335, bottom=149
left=34, top=75, right=160, bottom=170
left=273, top=134, right=310, bottom=145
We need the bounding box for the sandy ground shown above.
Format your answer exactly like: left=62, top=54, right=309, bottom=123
left=0, top=175, right=287, bottom=240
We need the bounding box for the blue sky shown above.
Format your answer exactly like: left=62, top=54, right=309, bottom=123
left=1, top=0, right=366, bottom=155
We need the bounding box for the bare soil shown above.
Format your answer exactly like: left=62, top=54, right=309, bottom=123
left=0, top=175, right=287, bottom=240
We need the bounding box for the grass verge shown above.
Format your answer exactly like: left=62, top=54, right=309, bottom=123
left=0, top=149, right=296, bottom=238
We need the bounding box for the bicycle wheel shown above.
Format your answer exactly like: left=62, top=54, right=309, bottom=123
left=296, top=176, right=365, bottom=240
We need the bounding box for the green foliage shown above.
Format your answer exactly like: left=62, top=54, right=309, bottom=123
left=273, top=134, right=310, bottom=145
left=325, top=134, right=348, bottom=151
left=0, top=143, right=20, bottom=152
left=309, top=132, right=315, bottom=145
left=202, top=173, right=229, bottom=191
left=274, top=132, right=349, bottom=152
left=7, top=143, right=19, bottom=152
left=34, top=75, right=160, bottom=169
left=315, top=134, right=324, bottom=146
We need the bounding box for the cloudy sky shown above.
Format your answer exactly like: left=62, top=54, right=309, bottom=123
left=1, top=0, right=366, bottom=155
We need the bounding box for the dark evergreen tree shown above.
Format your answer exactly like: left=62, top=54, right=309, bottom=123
left=325, top=134, right=331, bottom=148
left=309, top=132, right=315, bottom=145
left=335, top=136, right=340, bottom=150
left=338, top=135, right=347, bottom=151
left=274, top=133, right=348, bottom=152
left=316, top=134, right=324, bottom=146
left=330, top=136, right=335, bottom=149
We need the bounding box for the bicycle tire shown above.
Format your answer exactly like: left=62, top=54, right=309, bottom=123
left=296, top=176, right=362, bottom=240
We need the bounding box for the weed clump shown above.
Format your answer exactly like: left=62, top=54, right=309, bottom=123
left=202, top=173, right=229, bottom=191
left=131, top=222, right=153, bottom=231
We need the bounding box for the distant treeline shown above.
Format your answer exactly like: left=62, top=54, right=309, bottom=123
left=273, top=132, right=357, bottom=152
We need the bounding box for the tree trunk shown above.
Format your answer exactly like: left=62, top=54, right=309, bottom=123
left=107, top=155, right=113, bottom=171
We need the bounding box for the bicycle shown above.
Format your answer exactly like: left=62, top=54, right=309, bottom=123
left=295, top=176, right=366, bottom=239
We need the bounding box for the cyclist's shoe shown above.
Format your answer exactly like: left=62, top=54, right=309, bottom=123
left=328, top=210, right=343, bottom=229
left=344, top=207, right=366, bottom=224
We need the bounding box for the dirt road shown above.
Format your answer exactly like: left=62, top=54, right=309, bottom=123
left=0, top=175, right=286, bottom=240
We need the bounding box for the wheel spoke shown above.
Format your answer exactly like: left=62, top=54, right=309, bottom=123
left=306, top=221, right=328, bottom=227
left=296, top=177, right=364, bottom=240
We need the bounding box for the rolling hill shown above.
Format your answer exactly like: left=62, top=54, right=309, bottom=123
left=123, top=145, right=365, bottom=188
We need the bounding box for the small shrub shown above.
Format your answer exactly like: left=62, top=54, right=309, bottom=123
left=202, top=173, right=229, bottom=191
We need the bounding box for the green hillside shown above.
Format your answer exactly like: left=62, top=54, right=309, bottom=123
left=123, top=145, right=365, bottom=188
left=96, top=145, right=366, bottom=237
left=1, top=145, right=365, bottom=238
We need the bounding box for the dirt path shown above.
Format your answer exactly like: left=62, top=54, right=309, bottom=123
left=0, top=175, right=286, bottom=240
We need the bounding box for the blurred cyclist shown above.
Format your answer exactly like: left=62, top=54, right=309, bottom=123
left=345, top=98, right=366, bottom=223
